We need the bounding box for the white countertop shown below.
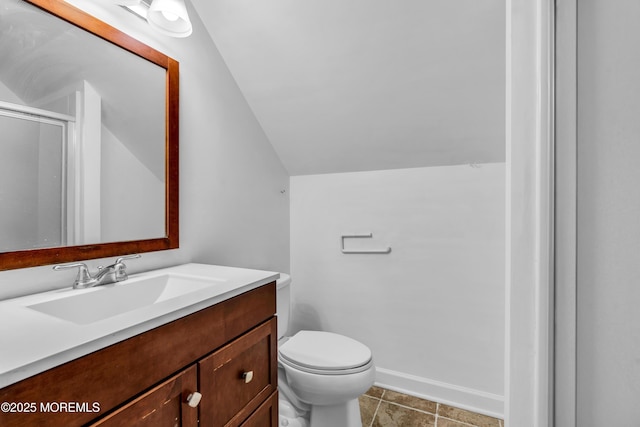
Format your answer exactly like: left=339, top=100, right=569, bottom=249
left=0, top=263, right=278, bottom=388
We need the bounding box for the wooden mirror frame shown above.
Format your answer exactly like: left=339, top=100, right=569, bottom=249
left=0, top=0, right=179, bottom=270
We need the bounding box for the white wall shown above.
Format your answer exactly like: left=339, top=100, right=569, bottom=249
left=576, top=0, right=640, bottom=424
left=101, top=126, right=164, bottom=242
left=0, top=0, right=289, bottom=300
left=290, top=163, right=505, bottom=416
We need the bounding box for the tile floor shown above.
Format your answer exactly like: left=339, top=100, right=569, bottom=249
left=359, top=386, right=503, bottom=427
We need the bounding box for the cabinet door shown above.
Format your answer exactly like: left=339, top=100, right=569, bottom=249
left=241, top=392, right=278, bottom=427
left=89, top=365, right=199, bottom=427
left=199, top=318, right=277, bottom=427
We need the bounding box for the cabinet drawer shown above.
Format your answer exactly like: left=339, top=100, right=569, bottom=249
left=199, top=318, right=277, bottom=427
left=241, top=391, right=278, bottom=427
left=89, top=365, right=198, bottom=427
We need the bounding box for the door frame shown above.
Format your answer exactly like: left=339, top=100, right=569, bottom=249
left=505, top=0, right=557, bottom=425
left=552, top=0, right=578, bottom=426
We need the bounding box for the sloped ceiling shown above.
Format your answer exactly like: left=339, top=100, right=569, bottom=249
left=191, top=0, right=505, bottom=175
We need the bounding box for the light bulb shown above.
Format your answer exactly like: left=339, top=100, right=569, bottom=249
left=147, top=0, right=193, bottom=37
left=161, top=10, right=179, bottom=21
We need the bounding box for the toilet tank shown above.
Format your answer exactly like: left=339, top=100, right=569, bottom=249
left=276, top=273, right=291, bottom=340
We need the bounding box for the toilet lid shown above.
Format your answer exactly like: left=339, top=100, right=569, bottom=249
left=279, top=331, right=372, bottom=371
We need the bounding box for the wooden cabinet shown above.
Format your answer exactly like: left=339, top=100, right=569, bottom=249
left=0, top=283, right=278, bottom=427
left=241, top=392, right=279, bottom=427
left=199, top=319, right=277, bottom=427
left=90, top=366, right=199, bottom=427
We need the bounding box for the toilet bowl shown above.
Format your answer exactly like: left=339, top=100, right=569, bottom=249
left=276, top=274, right=375, bottom=427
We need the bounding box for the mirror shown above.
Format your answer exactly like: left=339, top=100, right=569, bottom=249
left=0, top=0, right=179, bottom=270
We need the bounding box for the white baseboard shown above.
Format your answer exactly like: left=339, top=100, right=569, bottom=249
left=374, top=367, right=504, bottom=419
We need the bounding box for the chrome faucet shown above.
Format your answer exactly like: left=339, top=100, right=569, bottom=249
left=53, top=254, right=141, bottom=289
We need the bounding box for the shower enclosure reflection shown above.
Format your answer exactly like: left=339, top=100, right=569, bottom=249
left=0, top=0, right=166, bottom=254
left=0, top=107, right=67, bottom=251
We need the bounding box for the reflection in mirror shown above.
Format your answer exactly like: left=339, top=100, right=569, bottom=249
left=0, top=0, right=165, bottom=249
left=0, top=0, right=179, bottom=270
left=0, top=109, right=66, bottom=251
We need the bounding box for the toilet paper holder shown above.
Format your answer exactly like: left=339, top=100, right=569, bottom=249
left=341, top=233, right=391, bottom=254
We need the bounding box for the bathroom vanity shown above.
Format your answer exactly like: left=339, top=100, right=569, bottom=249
left=0, top=264, right=279, bottom=427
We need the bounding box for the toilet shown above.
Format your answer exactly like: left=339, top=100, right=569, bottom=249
left=276, top=273, right=375, bottom=427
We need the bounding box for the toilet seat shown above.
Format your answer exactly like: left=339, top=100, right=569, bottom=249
left=279, top=331, right=373, bottom=375
left=280, top=354, right=374, bottom=375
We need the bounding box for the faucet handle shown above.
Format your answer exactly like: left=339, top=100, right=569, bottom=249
left=53, top=262, right=97, bottom=288
left=115, top=254, right=141, bottom=264
left=113, top=254, right=141, bottom=281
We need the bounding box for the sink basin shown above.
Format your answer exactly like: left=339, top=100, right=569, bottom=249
left=27, top=274, right=222, bottom=325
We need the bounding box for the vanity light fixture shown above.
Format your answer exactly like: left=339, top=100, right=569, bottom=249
left=118, top=0, right=193, bottom=38
left=110, top=0, right=140, bottom=6
left=147, top=0, right=192, bottom=38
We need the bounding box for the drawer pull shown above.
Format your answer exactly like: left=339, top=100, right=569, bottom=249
left=242, top=370, right=254, bottom=383
left=185, top=392, right=202, bottom=408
